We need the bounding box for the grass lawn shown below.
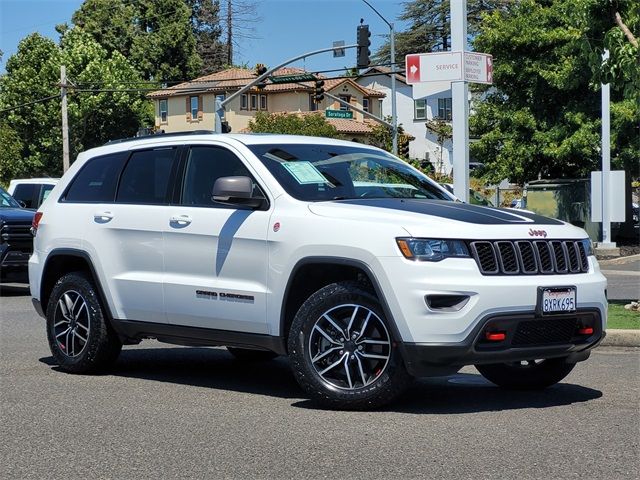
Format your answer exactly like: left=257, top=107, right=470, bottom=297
left=608, top=301, right=640, bottom=330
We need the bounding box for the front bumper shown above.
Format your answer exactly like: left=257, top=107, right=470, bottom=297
left=401, top=308, right=604, bottom=377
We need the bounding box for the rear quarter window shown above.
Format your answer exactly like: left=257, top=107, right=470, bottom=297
left=64, top=152, right=129, bottom=202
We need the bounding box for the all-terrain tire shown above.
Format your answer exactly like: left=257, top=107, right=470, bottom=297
left=288, top=281, right=412, bottom=410
left=46, top=272, right=122, bottom=373
left=475, top=358, right=576, bottom=390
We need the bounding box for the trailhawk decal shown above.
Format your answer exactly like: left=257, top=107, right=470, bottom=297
left=337, top=199, right=564, bottom=225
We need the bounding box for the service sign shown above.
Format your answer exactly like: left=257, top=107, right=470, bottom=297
left=405, top=51, right=493, bottom=85
left=405, top=52, right=463, bottom=84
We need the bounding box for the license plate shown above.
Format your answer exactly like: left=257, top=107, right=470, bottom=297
left=539, top=287, right=576, bottom=314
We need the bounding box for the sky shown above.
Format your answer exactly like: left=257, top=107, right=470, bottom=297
left=0, top=0, right=410, bottom=77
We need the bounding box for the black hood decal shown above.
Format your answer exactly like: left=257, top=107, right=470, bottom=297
left=336, top=199, right=564, bottom=225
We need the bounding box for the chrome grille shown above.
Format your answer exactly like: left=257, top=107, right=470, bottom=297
left=470, top=240, right=589, bottom=276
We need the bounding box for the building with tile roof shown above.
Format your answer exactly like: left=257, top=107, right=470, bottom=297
left=147, top=67, right=386, bottom=141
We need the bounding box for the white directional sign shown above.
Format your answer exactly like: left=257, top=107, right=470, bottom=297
left=405, top=51, right=493, bottom=84
left=463, top=52, right=493, bottom=84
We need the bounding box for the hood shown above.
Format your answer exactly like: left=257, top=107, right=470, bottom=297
left=0, top=207, right=36, bottom=225
left=308, top=199, right=586, bottom=239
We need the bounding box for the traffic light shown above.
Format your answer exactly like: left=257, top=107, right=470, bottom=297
left=398, top=135, right=410, bottom=158
left=255, top=63, right=267, bottom=90
left=313, top=79, right=325, bottom=103
left=357, top=24, right=371, bottom=69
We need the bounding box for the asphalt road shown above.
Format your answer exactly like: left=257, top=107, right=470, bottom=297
left=1, top=285, right=639, bottom=480
left=600, top=255, right=640, bottom=301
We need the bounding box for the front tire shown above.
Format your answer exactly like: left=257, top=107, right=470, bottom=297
left=46, top=272, right=122, bottom=373
left=288, top=281, right=411, bottom=410
left=475, top=358, right=576, bottom=390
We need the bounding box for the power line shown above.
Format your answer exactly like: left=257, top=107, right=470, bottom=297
left=0, top=95, right=60, bottom=114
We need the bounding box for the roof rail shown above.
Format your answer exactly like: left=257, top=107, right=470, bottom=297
left=104, top=130, right=217, bottom=146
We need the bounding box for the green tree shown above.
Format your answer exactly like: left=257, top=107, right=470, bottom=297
left=469, top=0, right=639, bottom=185
left=373, top=0, right=510, bottom=65
left=0, top=30, right=152, bottom=181
left=71, top=0, right=202, bottom=81
left=0, top=123, right=26, bottom=186
left=248, top=112, right=339, bottom=138
left=187, top=0, right=226, bottom=75
left=0, top=34, right=61, bottom=179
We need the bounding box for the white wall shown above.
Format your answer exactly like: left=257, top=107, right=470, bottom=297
left=357, top=74, right=456, bottom=174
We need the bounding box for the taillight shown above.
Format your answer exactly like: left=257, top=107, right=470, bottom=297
left=31, top=212, right=43, bottom=236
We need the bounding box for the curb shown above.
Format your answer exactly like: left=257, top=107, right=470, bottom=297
left=598, top=253, right=640, bottom=266
left=601, top=329, right=640, bottom=347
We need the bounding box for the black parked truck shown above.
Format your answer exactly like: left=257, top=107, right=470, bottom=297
left=0, top=187, right=35, bottom=283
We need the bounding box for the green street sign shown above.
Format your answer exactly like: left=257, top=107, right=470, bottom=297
left=325, top=110, right=353, bottom=119
left=268, top=73, right=316, bottom=84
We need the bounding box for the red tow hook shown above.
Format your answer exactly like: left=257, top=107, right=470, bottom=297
left=577, top=326, right=594, bottom=335
left=485, top=331, right=506, bottom=342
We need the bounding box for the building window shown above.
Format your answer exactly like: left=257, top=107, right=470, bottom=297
left=309, top=94, right=318, bottom=111
left=190, top=96, right=199, bottom=119
left=438, top=97, right=452, bottom=120
left=240, top=94, right=248, bottom=110
left=260, top=94, right=267, bottom=111
left=216, top=94, right=225, bottom=118
left=339, top=95, right=351, bottom=111
left=159, top=99, right=168, bottom=123
left=363, top=97, right=369, bottom=112
left=378, top=99, right=383, bottom=114
left=250, top=94, right=258, bottom=110
left=414, top=99, right=426, bottom=120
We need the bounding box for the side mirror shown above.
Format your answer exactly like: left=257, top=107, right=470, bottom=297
left=212, top=176, right=264, bottom=209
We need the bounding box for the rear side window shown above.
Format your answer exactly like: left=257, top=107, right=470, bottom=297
left=12, top=184, right=36, bottom=208
left=116, top=148, right=177, bottom=205
left=64, top=152, right=128, bottom=202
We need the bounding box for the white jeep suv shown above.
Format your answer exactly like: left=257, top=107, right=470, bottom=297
left=30, top=132, right=607, bottom=409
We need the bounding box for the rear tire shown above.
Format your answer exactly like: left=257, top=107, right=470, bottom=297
left=288, top=281, right=411, bottom=410
left=226, top=347, right=278, bottom=362
left=46, top=272, right=122, bottom=373
left=475, top=358, right=576, bottom=390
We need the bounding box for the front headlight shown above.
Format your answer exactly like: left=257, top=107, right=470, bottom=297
left=396, top=238, right=470, bottom=262
left=581, top=238, right=594, bottom=256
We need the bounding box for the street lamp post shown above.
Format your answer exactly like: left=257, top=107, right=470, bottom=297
left=362, top=0, right=398, bottom=155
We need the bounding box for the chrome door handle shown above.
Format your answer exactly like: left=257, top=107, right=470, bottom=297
left=169, top=215, right=192, bottom=227
left=93, top=211, right=114, bottom=223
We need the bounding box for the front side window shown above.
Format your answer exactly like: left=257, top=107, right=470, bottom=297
left=414, top=99, right=426, bottom=119
left=64, top=152, right=129, bottom=203
left=159, top=99, right=168, bottom=123
left=181, top=146, right=262, bottom=208
left=247, top=144, right=450, bottom=202
left=438, top=97, right=452, bottom=120
left=190, top=96, right=199, bottom=119
left=116, top=148, right=177, bottom=205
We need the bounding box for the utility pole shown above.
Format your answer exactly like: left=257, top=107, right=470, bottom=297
left=451, top=0, right=469, bottom=203
left=60, top=65, right=70, bottom=173
left=600, top=49, right=615, bottom=249
left=226, top=0, right=233, bottom=65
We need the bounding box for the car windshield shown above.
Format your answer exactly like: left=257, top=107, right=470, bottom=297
left=247, top=144, right=451, bottom=202
left=0, top=187, right=21, bottom=208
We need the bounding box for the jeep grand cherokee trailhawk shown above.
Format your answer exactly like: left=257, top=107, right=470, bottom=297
left=29, top=132, right=607, bottom=409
